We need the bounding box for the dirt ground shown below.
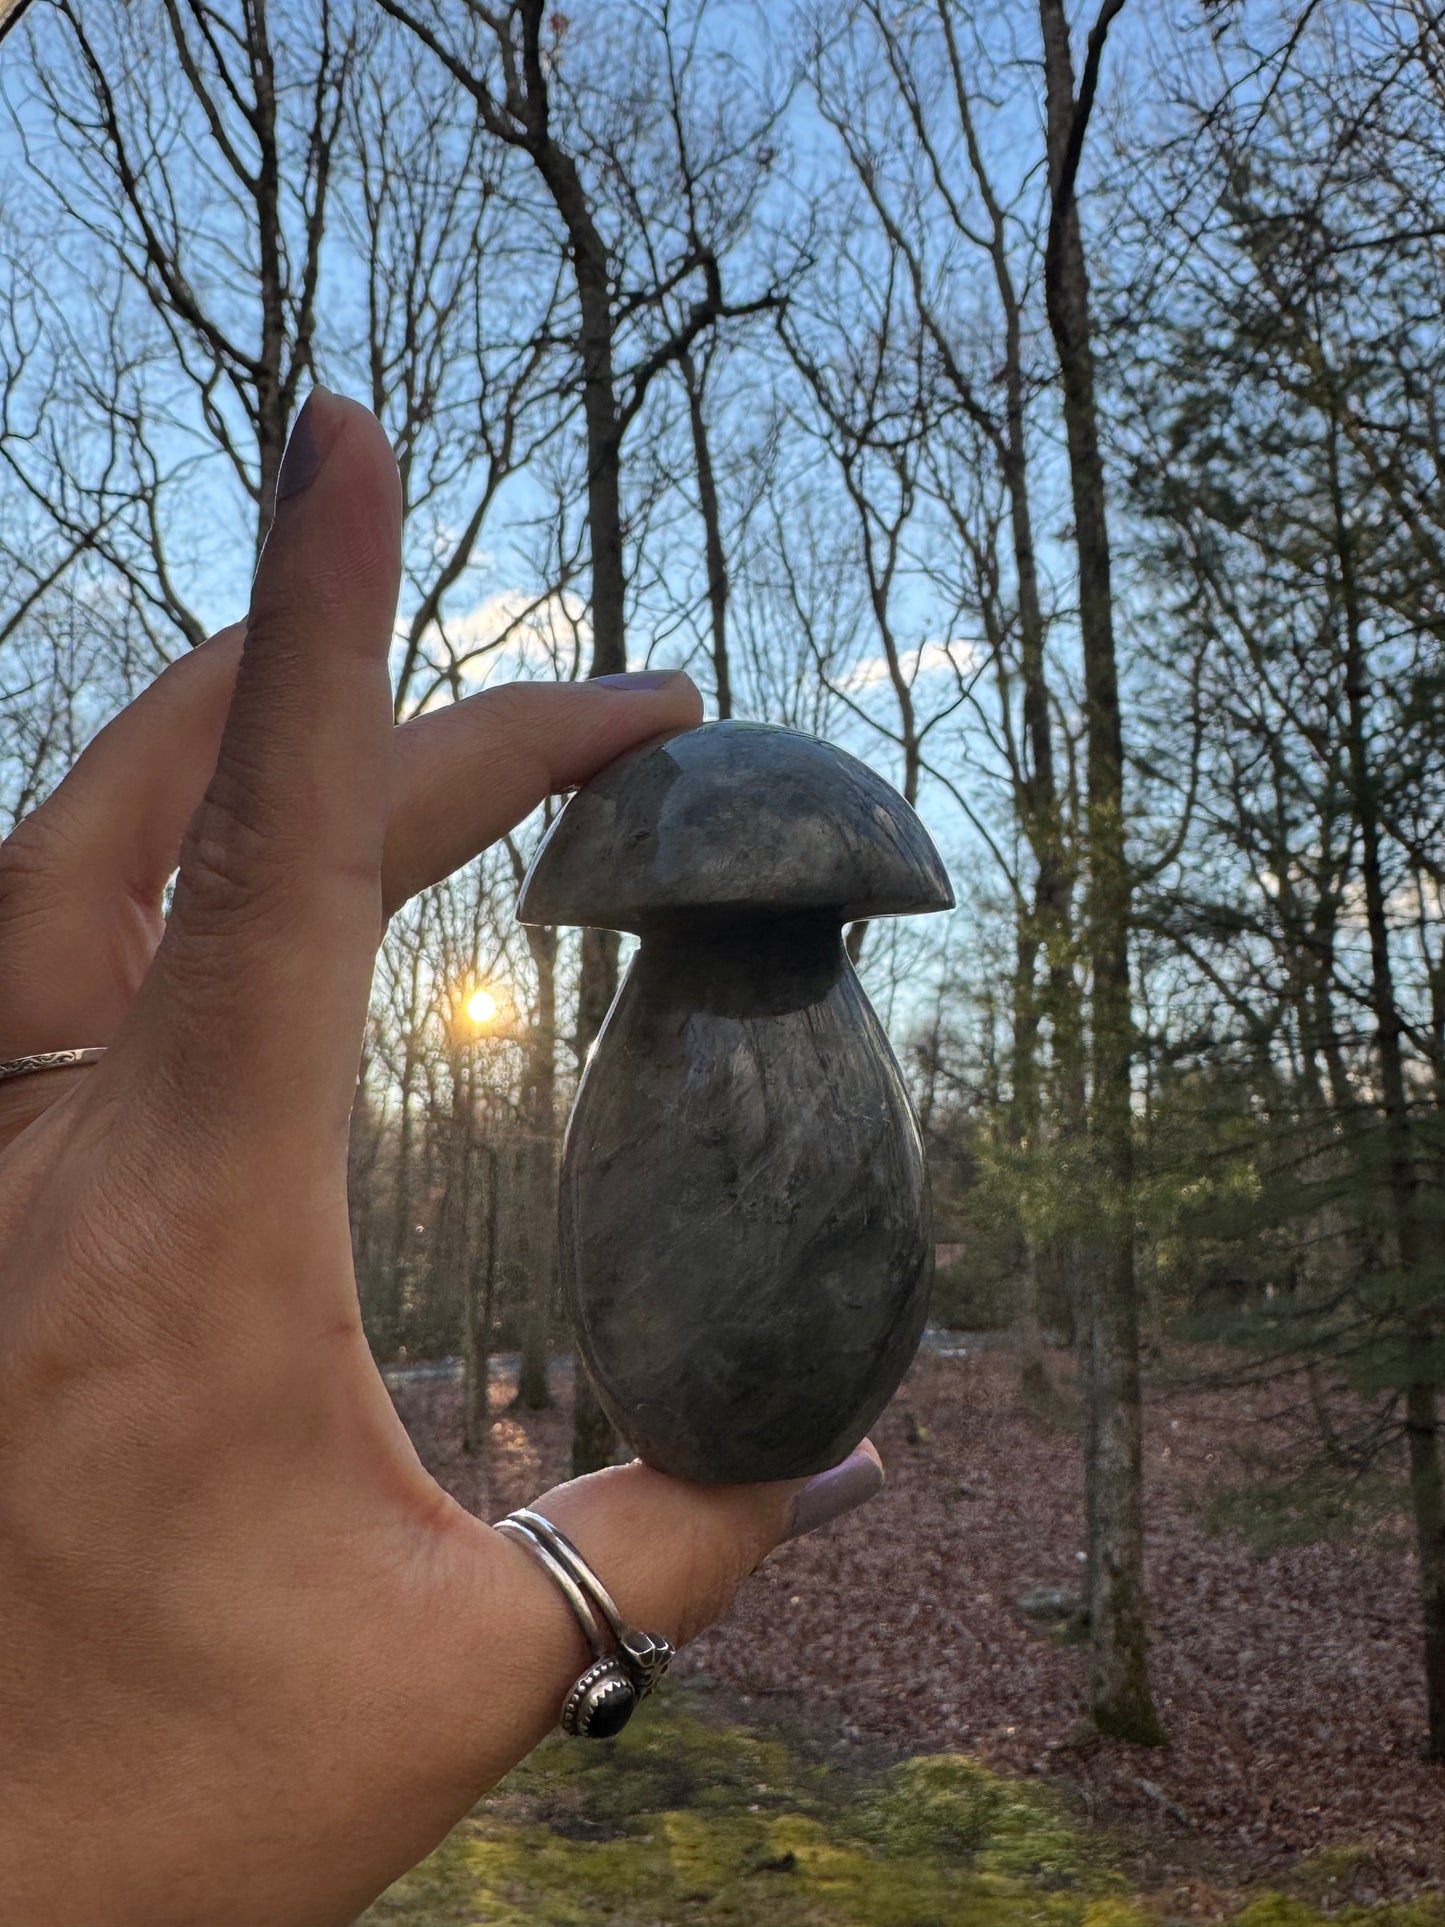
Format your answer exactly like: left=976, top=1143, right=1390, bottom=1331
left=390, top=1342, right=1445, bottom=1908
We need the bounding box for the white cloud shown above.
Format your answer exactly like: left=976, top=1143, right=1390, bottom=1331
left=395, top=587, right=593, bottom=702
left=836, top=636, right=978, bottom=694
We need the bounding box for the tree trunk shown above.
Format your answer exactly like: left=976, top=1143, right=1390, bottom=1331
left=380, top=1024, right=418, bottom=1362
left=435, top=1050, right=476, bottom=1352
left=516, top=1134, right=557, bottom=1412
left=1039, top=0, right=1163, bottom=1746
left=979, top=26, right=1082, bottom=1383
left=569, top=910, right=623, bottom=1475
left=1329, top=406, right=1445, bottom=1758
left=516, top=923, right=560, bottom=1411
left=530, top=132, right=627, bottom=681
left=522, top=96, right=630, bottom=1473
left=1407, top=1383, right=1445, bottom=1757
left=568, top=932, right=618, bottom=1469
left=1010, top=923, right=1052, bottom=1405
left=463, top=1143, right=500, bottom=1454
left=682, top=350, right=731, bottom=719
left=251, top=12, right=288, bottom=551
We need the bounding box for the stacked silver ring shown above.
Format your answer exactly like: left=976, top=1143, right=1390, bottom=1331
left=495, top=1507, right=674, bottom=1739
left=0, top=1048, right=107, bottom=1084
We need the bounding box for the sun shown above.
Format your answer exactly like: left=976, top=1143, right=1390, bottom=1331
left=465, top=987, right=499, bottom=1026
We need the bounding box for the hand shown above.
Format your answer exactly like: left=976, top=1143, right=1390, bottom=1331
left=0, top=391, right=884, bottom=1927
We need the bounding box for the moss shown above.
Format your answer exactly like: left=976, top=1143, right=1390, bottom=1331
left=501, top=1686, right=820, bottom=1833
left=1080, top=1904, right=1151, bottom=1927
left=849, top=1753, right=1111, bottom=1889
left=1231, top=1898, right=1445, bottom=1927
left=1293, top=1847, right=1379, bottom=1893
left=1232, top=1900, right=1337, bottom=1927
left=360, top=1694, right=1442, bottom=1927
left=365, top=1690, right=1134, bottom=1927
left=361, top=1825, right=486, bottom=1926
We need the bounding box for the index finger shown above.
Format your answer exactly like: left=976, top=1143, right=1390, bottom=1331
left=117, top=390, right=401, bottom=1161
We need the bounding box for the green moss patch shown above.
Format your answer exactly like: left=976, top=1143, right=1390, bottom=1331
left=361, top=1693, right=1445, bottom=1927
left=1232, top=1899, right=1445, bottom=1927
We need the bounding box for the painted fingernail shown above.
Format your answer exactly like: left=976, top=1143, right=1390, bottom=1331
left=786, top=1444, right=884, bottom=1540
left=592, top=670, right=686, bottom=691
left=275, top=389, right=333, bottom=503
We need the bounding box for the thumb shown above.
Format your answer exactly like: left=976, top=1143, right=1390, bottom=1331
left=528, top=1444, right=884, bottom=1648
left=450, top=1443, right=884, bottom=1777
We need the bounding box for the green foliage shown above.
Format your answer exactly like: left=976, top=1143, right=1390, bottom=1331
left=1203, top=1467, right=1407, bottom=1558
left=929, top=1133, right=1086, bottom=1335
left=931, top=1249, right=1014, bottom=1332
left=1131, top=1068, right=1282, bottom=1327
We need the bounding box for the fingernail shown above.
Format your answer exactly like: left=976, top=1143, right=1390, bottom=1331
left=786, top=1445, right=884, bottom=1540
left=593, top=670, right=685, bottom=691
left=275, top=389, right=333, bottom=503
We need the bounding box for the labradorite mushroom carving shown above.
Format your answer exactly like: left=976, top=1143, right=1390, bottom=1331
left=518, top=719, right=954, bottom=1484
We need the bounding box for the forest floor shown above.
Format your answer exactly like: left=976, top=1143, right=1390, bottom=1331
left=370, top=1342, right=1445, bottom=1925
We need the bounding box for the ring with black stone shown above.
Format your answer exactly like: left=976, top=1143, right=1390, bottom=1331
left=494, top=1507, right=675, bottom=1739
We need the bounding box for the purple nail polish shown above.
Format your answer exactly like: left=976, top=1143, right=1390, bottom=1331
left=592, top=670, right=683, bottom=690
left=275, top=391, right=328, bottom=503
left=786, top=1446, right=884, bottom=1540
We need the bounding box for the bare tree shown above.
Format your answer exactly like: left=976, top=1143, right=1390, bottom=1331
left=1036, top=0, right=1165, bottom=1746
left=21, top=0, right=358, bottom=571
left=803, top=0, right=1088, bottom=1398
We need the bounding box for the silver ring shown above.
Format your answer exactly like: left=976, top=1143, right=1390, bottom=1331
left=0, top=1048, right=107, bottom=1085
left=495, top=1508, right=674, bottom=1739
left=496, top=1520, right=613, bottom=1656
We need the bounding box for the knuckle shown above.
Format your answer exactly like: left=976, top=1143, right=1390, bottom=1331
left=0, top=809, right=101, bottom=1017
left=0, top=806, right=74, bottom=907
left=474, top=682, right=532, bottom=728
left=172, top=768, right=279, bottom=934
left=470, top=687, right=549, bottom=768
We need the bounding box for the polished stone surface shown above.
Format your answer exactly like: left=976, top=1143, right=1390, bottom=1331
left=518, top=719, right=953, bottom=933
left=519, top=721, right=952, bottom=1484
left=584, top=1679, right=636, bottom=1739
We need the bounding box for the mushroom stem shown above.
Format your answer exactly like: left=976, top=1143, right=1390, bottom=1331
left=622, top=915, right=846, bottom=1023
left=560, top=914, right=932, bottom=1483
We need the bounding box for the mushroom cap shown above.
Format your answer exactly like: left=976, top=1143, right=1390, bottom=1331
left=518, top=719, right=953, bottom=933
